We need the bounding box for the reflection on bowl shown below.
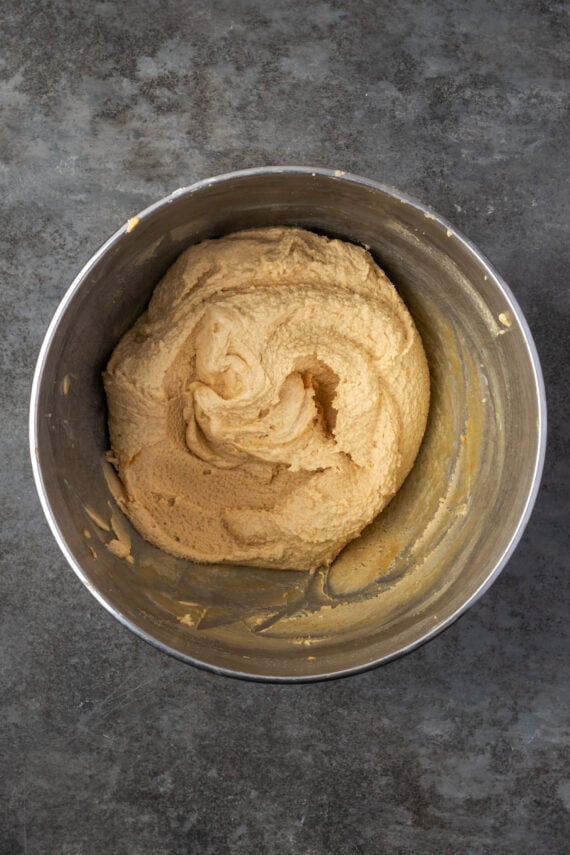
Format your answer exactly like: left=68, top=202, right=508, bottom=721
left=30, top=167, right=546, bottom=681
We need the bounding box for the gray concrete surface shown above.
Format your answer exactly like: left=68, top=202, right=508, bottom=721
left=1, top=0, right=569, bottom=852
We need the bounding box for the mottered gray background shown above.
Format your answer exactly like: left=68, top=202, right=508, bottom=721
left=1, top=1, right=569, bottom=852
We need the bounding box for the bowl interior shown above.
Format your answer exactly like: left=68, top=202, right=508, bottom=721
left=31, top=170, right=544, bottom=679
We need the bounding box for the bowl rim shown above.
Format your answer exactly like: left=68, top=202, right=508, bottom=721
left=29, top=165, right=547, bottom=682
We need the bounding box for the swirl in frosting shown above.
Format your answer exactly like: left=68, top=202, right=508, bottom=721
left=104, top=227, right=430, bottom=570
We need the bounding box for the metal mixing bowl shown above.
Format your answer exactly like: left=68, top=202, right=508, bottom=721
left=30, top=167, right=546, bottom=681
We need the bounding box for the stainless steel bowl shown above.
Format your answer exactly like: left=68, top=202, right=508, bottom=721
left=30, top=167, right=546, bottom=681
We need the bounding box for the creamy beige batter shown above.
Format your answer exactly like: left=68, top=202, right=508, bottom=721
left=104, top=227, right=430, bottom=570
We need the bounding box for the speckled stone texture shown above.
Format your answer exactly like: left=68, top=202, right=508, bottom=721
left=1, top=0, right=569, bottom=852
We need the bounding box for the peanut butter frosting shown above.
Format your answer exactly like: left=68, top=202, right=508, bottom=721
left=104, top=227, right=430, bottom=570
